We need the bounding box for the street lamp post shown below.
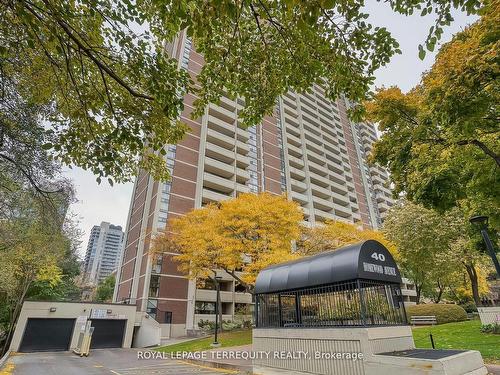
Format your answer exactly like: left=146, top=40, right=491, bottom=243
left=470, top=215, right=500, bottom=278
left=211, top=276, right=223, bottom=347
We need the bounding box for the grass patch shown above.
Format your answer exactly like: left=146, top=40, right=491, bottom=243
left=156, top=330, right=252, bottom=352
left=412, top=320, right=500, bottom=364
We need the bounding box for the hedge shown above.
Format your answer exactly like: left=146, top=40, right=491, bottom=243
left=406, top=304, right=468, bottom=324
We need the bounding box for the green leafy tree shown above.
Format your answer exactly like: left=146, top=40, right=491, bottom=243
left=95, top=274, right=116, bottom=303
left=1, top=0, right=482, bottom=183
left=0, top=205, right=73, bottom=355
left=366, top=0, right=499, bottom=225
left=382, top=201, right=492, bottom=305
left=0, top=86, right=81, bottom=354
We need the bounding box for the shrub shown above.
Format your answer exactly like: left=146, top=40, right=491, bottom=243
left=197, top=319, right=244, bottom=332
left=459, top=302, right=478, bottom=313
left=406, top=303, right=467, bottom=324
left=480, top=323, right=500, bottom=334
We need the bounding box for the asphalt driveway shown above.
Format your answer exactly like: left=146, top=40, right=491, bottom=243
left=0, top=349, right=239, bottom=375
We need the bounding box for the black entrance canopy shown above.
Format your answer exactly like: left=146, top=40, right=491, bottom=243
left=254, top=240, right=407, bottom=328
left=255, top=240, right=402, bottom=294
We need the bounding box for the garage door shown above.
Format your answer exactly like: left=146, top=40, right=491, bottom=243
left=19, top=318, right=75, bottom=352
left=90, top=319, right=126, bottom=349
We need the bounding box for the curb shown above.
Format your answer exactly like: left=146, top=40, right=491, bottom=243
left=182, top=358, right=253, bottom=374
left=0, top=350, right=11, bottom=369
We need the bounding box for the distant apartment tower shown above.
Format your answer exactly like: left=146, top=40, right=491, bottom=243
left=114, top=31, right=394, bottom=337
left=84, top=222, right=124, bottom=285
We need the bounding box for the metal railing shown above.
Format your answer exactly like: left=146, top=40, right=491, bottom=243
left=255, top=279, right=407, bottom=328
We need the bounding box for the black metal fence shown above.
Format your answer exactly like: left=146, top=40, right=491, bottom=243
left=256, top=279, right=407, bottom=328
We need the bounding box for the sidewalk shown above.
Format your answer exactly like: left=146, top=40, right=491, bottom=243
left=158, top=334, right=209, bottom=347
left=486, top=364, right=500, bottom=375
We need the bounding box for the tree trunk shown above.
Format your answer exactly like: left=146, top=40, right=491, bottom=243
left=434, top=279, right=444, bottom=303
left=415, top=283, right=423, bottom=304
left=1, top=280, right=31, bottom=356
left=464, top=263, right=481, bottom=307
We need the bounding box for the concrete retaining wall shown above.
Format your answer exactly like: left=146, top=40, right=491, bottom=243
left=253, top=326, right=414, bottom=375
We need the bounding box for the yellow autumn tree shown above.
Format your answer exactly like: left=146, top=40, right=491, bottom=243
left=152, top=193, right=304, bottom=292
left=298, top=220, right=398, bottom=260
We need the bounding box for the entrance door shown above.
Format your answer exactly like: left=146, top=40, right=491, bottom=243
left=90, top=319, right=126, bottom=349
left=19, top=318, right=75, bottom=352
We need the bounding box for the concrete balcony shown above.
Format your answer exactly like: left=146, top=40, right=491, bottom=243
left=285, top=123, right=301, bottom=138
left=291, top=191, right=309, bottom=205
left=283, top=105, right=298, bottom=117
left=314, top=209, right=336, bottom=222
left=309, top=171, right=330, bottom=188
left=234, top=292, right=253, bottom=304
left=323, top=136, right=341, bottom=152
left=286, top=133, right=302, bottom=147
left=299, top=93, right=316, bottom=109
left=287, top=143, right=303, bottom=157
left=330, top=191, right=350, bottom=206
left=235, top=167, right=250, bottom=181
left=205, top=142, right=235, bottom=164
left=326, top=160, right=344, bottom=175
left=305, top=138, right=324, bottom=156
left=196, top=289, right=235, bottom=303
left=204, top=157, right=234, bottom=178
left=207, top=114, right=235, bottom=137
left=312, top=195, right=334, bottom=211
left=206, top=128, right=235, bottom=150
left=235, top=183, right=250, bottom=194
left=308, top=158, right=328, bottom=177
left=236, top=126, right=249, bottom=142
left=377, top=201, right=390, bottom=213
left=236, top=154, right=249, bottom=168
left=282, top=94, right=296, bottom=108
left=209, top=103, right=236, bottom=124
left=219, top=95, right=238, bottom=111
left=202, top=188, right=232, bottom=203
left=352, top=211, right=362, bottom=222
left=203, top=172, right=234, bottom=193
left=311, top=184, right=331, bottom=199
left=236, top=140, right=249, bottom=155
left=288, top=155, right=304, bottom=169
left=329, top=171, right=345, bottom=185
left=330, top=180, right=347, bottom=195
left=290, top=178, right=307, bottom=193
left=333, top=202, right=352, bottom=218
left=401, top=288, right=417, bottom=297
left=284, top=112, right=300, bottom=127
left=289, top=166, right=306, bottom=180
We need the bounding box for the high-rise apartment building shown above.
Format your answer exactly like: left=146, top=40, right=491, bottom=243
left=83, top=221, right=124, bottom=285
left=355, top=121, right=394, bottom=226
left=113, top=31, right=393, bottom=337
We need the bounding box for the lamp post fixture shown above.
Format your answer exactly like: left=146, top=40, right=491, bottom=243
left=211, top=276, right=223, bottom=347
left=469, top=215, right=500, bottom=278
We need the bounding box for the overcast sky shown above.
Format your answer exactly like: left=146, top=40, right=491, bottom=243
left=65, top=5, right=477, bottom=257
